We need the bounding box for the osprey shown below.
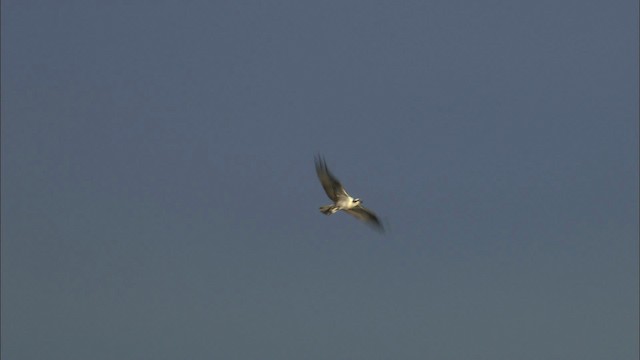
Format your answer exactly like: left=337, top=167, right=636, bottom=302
left=315, top=156, right=384, bottom=232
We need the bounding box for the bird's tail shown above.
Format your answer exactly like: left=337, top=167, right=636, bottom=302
left=319, top=205, right=338, bottom=215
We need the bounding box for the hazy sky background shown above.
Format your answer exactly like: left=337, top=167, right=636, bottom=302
left=2, top=1, right=638, bottom=359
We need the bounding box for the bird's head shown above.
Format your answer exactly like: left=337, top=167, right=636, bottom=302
left=353, top=198, right=361, bottom=205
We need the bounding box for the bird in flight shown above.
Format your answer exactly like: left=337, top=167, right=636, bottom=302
left=315, top=155, right=384, bottom=232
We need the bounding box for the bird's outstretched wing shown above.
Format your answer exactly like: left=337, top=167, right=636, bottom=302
left=315, top=155, right=350, bottom=202
left=345, top=205, right=384, bottom=232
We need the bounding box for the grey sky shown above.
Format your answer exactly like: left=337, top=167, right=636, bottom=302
left=2, top=1, right=638, bottom=359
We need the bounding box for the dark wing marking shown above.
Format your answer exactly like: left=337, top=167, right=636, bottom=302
left=345, top=205, right=384, bottom=232
left=315, top=155, right=350, bottom=202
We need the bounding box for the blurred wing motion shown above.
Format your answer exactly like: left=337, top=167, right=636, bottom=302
left=315, top=156, right=351, bottom=202
left=345, top=206, right=384, bottom=231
